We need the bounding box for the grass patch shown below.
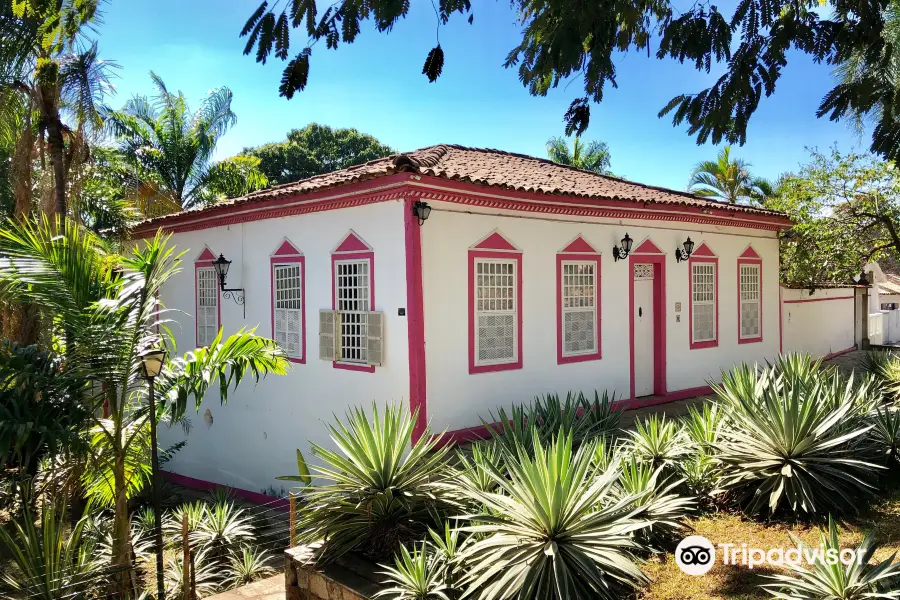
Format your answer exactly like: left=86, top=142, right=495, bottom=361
left=640, top=487, right=900, bottom=599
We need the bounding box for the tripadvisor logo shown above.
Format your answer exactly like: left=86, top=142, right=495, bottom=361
left=675, top=536, right=716, bottom=576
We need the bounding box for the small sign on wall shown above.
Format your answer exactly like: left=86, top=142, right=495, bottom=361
left=675, top=302, right=682, bottom=313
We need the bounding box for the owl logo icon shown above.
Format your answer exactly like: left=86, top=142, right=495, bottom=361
left=675, top=536, right=716, bottom=575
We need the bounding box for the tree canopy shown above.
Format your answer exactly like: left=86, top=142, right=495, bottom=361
left=546, top=136, right=612, bottom=175
left=241, top=0, right=900, bottom=162
left=764, top=149, right=900, bottom=287
left=241, top=123, right=394, bottom=186
left=688, top=146, right=771, bottom=204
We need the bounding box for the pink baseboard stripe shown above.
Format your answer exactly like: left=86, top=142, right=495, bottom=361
left=162, top=470, right=290, bottom=509
left=434, top=385, right=715, bottom=447
left=782, top=296, right=854, bottom=304
left=822, top=346, right=858, bottom=361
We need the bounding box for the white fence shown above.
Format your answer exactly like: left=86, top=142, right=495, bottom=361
left=781, top=287, right=858, bottom=358
left=869, top=309, right=900, bottom=346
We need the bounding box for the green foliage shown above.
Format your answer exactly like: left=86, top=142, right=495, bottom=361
left=241, top=123, right=394, bottom=186
left=456, top=433, right=650, bottom=600
left=764, top=149, right=900, bottom=288
left=682, top=402, right=724, bottom=450
left=225, top=546, right=276, bottom=588
left=546, top=136, right=612, bottom=175
left=624, top=414, right=691, bottom=470
left=103, top=72, right=264, bottom=210
left=688, top=146, right=771, bottom=204
left=712, top=356, right=882, bottom=517
left=861, top=350, right=900, bottom=402
left=164, top=547, right=221, bottom=599
left=763, top=517, right=900, bottom=599
left=0, top=341, right=88, bottom=476
left=0, top=502, right=105, bottom=600
left=873, top=406, right=900, bottom=467
left=616, top=457, right=695, bottom=548
left=297, top=403, right=452, bottom=563
left=376, top=543, right=451, bottom=600
left=191, top=501, right=256, bottom=558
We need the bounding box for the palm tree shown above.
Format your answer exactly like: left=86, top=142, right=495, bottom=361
left=104, top=73, right=267, bottom=212
left=0, top=218, right=289, bottom=592
left=688, top=146, right=771, bottom=204
left=546, top=136, right=612, bottom=174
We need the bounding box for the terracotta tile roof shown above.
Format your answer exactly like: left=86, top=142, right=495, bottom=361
left=133, top=144, right=790, bottom=229
left=879, top=273, right=900, bottom=295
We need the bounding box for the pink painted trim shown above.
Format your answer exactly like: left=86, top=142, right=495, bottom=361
left=404, top=197, right=427, bottom=442
left=740, top=245, right=762, bottom=259
left=334, top=231, right=372, bottom=253
left=133, top=177, right=793, bottom=239
left=737, top=256, right=763, bottom=344
left=560, top=235, right=598, bottom=254
left=823, top=346, right=857, bottom=360
left=688, top=254, right=719, bottom=350
left=434, top=385, right=715, bottom=447
left=779, top=286, right=784, bottom=354
left=270, top=250, right=306, bottom=365
left=634, top=239, right=664, bottom=254
left=557, top=252, right=602, bottom=364
left=782, top=296, right=854, bottom=304
left=474, top=231, right=519, bottom=251
left=194, top=253, right=221, bottom=349
left=468, top=248, right=524, bottom=374
left=331, top=247, right=376, bottom=373
left=691, top=243, right=716, bottom=257
left=162, top=470, right=290, bottom=509
left=629, top=252, right=667, bottom=400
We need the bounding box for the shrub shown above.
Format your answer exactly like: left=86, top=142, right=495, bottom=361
left=872, top=406, right=900, bottom=467
left=616, top=457, right=694, bottom=549
left=713, top=359, right=882, bottom=518
left=623, top=414, right=691, bottom=470
left=191, top=500, right=255, bottom=557
left=763, top=517, right=900, bottom=599
left=297, top=403, right=452, bottom=563
left=859, top=349, right=900, bottom=402
left=454, top=441, right=502, bottom=495
left=678, top=450, right=719, bottom=506
left=376, top=543, right=451, bottom=600
left=164, top=547, right=220, bottom=599
left=682, top=402, right=723, bottom=449
left=225, top=546, right=276, bottom=587
left=456, top=433, right=649, bottom=600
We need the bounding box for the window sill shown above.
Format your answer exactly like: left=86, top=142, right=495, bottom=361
left=470, top=360, right=522, bottom=374
left=689, top=340, right=718, bottom=350
left=558, top=351, right=602, bottom=365
left=738, top=337, right=763, bottom=345
left=333, top=361, right=375, bottom=373
left=287, top=356, right=305, bottom=364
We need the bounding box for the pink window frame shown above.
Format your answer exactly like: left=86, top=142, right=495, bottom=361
left=194, top=249, right=221, bottom=349
left=557, top=252, right=602, bottom=364
left=738, top=253, right=763, bottom=344
left=270, top=244, right=306, bottom=364
left=688, top=252, right=719, bottom=350
left=468, top=249, right=523, bottom=374
left=331, top=245, right=376, bottom=373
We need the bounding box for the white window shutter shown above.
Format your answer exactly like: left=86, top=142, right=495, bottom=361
left=366, top=311, right=384, bottom=367
left=319, top=310, right=338, bottom=361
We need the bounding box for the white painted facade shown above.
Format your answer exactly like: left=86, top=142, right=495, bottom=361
left=157, top=200, right=411, bottom=493
left=152, top=183, right=788, bottom=494
left=421, top=204, right=781, bottom=432
left=780, top=287, right=857, bottom=357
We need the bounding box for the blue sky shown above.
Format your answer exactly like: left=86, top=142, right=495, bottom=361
left=98, top=0, right=865, bottom=191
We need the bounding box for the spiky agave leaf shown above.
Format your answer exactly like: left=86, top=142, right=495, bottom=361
left=225, top=546, right=276, bottom=587
left=375, top=542, right=451, bottom=600
left=682, top=402, right=724, bottom=449
left=456, top=433, right=650, bottom=600
left=617, top=457, right=695, bottom=549
left=713, top=361, right=882, bottom=518
left=297, top=403, right=453, bottom=563
left=763, top=516, right=900, bottom=599
left=624, top=414, right=692, bottom=470
left=873, top=406, right=900, bottom=467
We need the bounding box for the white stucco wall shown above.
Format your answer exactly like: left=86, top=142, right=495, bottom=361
left=156, top=200, right=410, bottom=494
left=420, top=203, right=781, bottom=432
left=780, top=287, right=856, bottom=358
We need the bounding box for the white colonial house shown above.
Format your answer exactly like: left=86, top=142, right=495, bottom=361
left=133, top=145, right=793, bottom=495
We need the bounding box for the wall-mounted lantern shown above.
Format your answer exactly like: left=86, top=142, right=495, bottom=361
left=213, top=253, right=245, bottom=317
left=675, top=237, right=695, bottom=263
left=413, top=200, right=432, bottom=226
left=612, top=233, right=633, bottom=262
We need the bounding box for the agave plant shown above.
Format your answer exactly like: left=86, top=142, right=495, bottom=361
left=682, top=402, right=724, bottom=449
left=297, top=403, right=452, bottom=563
left=872, top=406, right=900, bottom=467
left=428, top=523, right=468, bottom=593
left=164, top=547, right=221, bottom=599
left=191, top=500, right=255, bottom=557
left=623, top=414, right=692, bottom=469
left=591, top=436, right=621, bottom=472
left=376, top=543, right=451, bottom=600
left=713, top=361, right=882, bottom=517
left=859, top=350, right=900, bottom=402
left=616, top=457, right=695, bottom=549
left=0, top=503, right=106, bottom=600
left=454, top=441, right=503, bottom=495
left=225, top=546, right=276, bottom=587
left=763, top=517, right=900, bottom=599
left=679, top=450, right=720, bottom=505
left=456, top=433, right=649, bottom=600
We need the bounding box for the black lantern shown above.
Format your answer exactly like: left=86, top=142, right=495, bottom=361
left=413, top=200, right=432, bottom=226
left=212, top=253, right=245, bottom=317
left=613, top=233, right=633, bottom=262
left=138, top=346, right=168, bottom=379
left=675, top=237, right=695, bottom=263
left=859, top=270, right=871, bottom=286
